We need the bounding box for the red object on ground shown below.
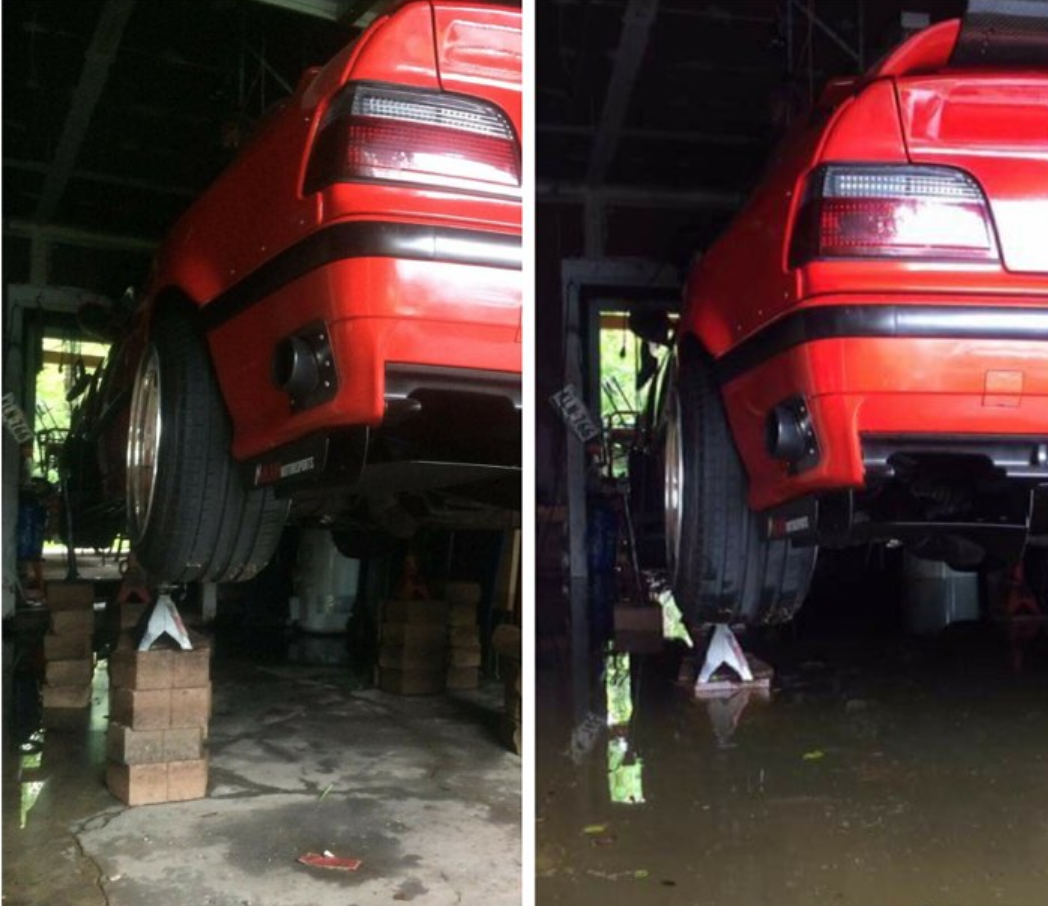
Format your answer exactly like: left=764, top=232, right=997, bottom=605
left=297, top=853, right=363, bottom=872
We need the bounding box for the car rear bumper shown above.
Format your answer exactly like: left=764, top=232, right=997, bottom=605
left=203, top=219, right=521, bottom=462
left=716, top=296, right=1048, bottom=511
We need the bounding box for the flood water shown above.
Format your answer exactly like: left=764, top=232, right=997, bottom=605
left=536, top=624, right=1048, bottom=906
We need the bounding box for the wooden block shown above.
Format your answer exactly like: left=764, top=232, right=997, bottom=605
left=107, top=725, right=165, bottom=764
left=110, top=687, right=170, bottom=730
left=378, top=645, right=446, bottom=670
left=107, top=724, right=204, bottom=765
left=167, top=757, right=209, bottom=802
left=614, top=631, right=664, bottom=654
left=445, top=666, right=479, bottom=690
left=170, top=685, right=211, bottom=728
left=443, top=582, right=482, bottom=608
left=171, top=648, right=210, bottom=688
left=107, top=762, right=169, bottom=806
left=44, top=632, right=93, bottom=661
left=380, top=623, right=447, bottom=649
left=42, top=683, right=92, bottom=709
left=614, top=606, right=663, bottom=633
left=45, top=658, right=94, bottom=686
left=164, top=728, right=206, bottom=762
left=42, top=707, right=90, bottom=729
left=45, top=581, right=95, bottom=611
left=378, top=668, right=445, bottom=696
left=382, top=600, right=449, bottom=625
left=448, top=626, right=481, bottom=649
left=447, top=647, right=481, bottom=668
left=492, top=624, right=521, bottom=660
left=448, top=601, right=478, bottom=627
left=109, top=649, right=173, bottom=690
left=50, top=610, right=94, bottom=637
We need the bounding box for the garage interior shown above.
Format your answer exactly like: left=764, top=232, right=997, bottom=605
left=2, top=2, right=522, bottom=904
left=535, top=1, right=1048, bottom=904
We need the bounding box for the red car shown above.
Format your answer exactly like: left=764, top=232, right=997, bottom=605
left=666, top=12, right=1048, bottom=625
left=84, top=0, right=522, bottom=584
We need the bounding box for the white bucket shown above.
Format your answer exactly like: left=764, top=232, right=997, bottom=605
left=293, top=529, right=360, bottom=634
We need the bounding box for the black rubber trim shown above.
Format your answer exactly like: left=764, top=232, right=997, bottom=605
left=713, top=304, right=1048, bottom=385
left=201, top=221, right=522, bottom=332
left=385, top=363, right=522, bottom=409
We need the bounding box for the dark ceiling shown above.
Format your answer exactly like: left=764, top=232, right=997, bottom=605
left=3, top=0, right=370, bottom=298
left=538, top=0, right=967, bottom=195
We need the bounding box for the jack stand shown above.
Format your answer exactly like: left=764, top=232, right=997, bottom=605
left=116, top=553, right=152, bottom=606
left=692, top=625, right=773, bottom=747
left=138, top=592, right=193, bottom=652
left=696, top=624, right=755, bottom=685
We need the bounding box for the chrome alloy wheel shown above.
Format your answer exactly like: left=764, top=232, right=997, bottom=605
left=663, top=381, right=684, bottom=579
left=126, top=345, right=162, bottom=538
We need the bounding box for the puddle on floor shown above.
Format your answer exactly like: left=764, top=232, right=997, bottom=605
left=537, top=627, right=1048, bottom=906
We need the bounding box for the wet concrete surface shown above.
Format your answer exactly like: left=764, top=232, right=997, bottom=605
left=3, top=629, right=520, bottom=906
left=536, top=625, right=1048, bottom=906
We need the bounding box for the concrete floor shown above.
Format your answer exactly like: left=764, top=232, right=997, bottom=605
left=3, top=628, right=521, bottom=906
left=536, top=624, right=1048, bottom=906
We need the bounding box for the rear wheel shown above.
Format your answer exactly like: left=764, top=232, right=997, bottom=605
left=126, top=306, right=288, bottom=583
left=665, top=351, right=816, bottom=625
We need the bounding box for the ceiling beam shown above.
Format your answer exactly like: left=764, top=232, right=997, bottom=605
left=541, top=124, right=760, bottom=147
left=5, top=220, right=158, bottom=254
left=5, top=159, right=196, bottom=199
left=7, top=284, right=114, bottom=315
left=789, top=0, right=862, bottom=66
left=247, top=0, right=379, bottom=28
left=34, top=0, right=137, bottom=224
left=585, top=0, right=659, bottom=187
left=538, top=182, right=741, bottom=211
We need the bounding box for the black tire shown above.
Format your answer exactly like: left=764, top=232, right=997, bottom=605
left=126, top=306, right=288, bottom=584
left=666, top=351, right=817, bottom=625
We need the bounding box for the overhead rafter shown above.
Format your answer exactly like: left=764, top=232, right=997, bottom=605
left=585, top=0, right=659, bottom=187
left=34, top=0, right=137, bottom=225
left=6, top=220, right=158, bottom=255
left=247, top=0, right=380, bottom=28
left=789, top=0, right=863, bottom=67
left=541, top=124, right=760, bottom=148
left=6, top=159, right=195, bottom=199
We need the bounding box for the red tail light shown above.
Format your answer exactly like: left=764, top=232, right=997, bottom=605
left=790, top=165, right=998, bottom=266
left=304, top=82, right=520, bottom=196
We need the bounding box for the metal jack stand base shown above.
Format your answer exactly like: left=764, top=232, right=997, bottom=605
left=692, top=624, right=773, bottom=747
left=138, top=592, right=193, bottom=652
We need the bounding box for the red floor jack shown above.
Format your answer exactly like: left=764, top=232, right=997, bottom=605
left=993, top=563, right=1046, bottom=674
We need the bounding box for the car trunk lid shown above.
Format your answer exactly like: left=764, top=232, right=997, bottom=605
left=896, top=72, right=1048, bottom=275
left=429, top=2, right=522, bottom=143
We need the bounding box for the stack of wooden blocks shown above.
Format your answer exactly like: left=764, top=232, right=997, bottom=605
left=377, top=599, right=449, bottom=695
left=493, top=623, right=522, bottom=755
left=42, top=581, right=96, bottom=724
left=106, top=642, right=211, bottom=806
left=445, top=582, right=482, bottom=691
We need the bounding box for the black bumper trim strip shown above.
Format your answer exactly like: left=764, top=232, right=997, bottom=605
left=201, top=221, right=522, bottom=332
left=714, top=304, right=1048, bottom=385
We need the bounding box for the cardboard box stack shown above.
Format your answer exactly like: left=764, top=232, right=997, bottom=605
left=42, top=581, right=96, bottom=723
left=444, top=582, right=482, bottom=691
left=377, top=599, right=449, bottom=695
left=106, top=642, right=211, bottom=806
left=493, top=623, right=522, bottom=755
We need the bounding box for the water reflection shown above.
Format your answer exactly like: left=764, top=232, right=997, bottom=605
left=17, top=733, right=46, bottom=829
left=603, top=649, right=645, bottom=805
